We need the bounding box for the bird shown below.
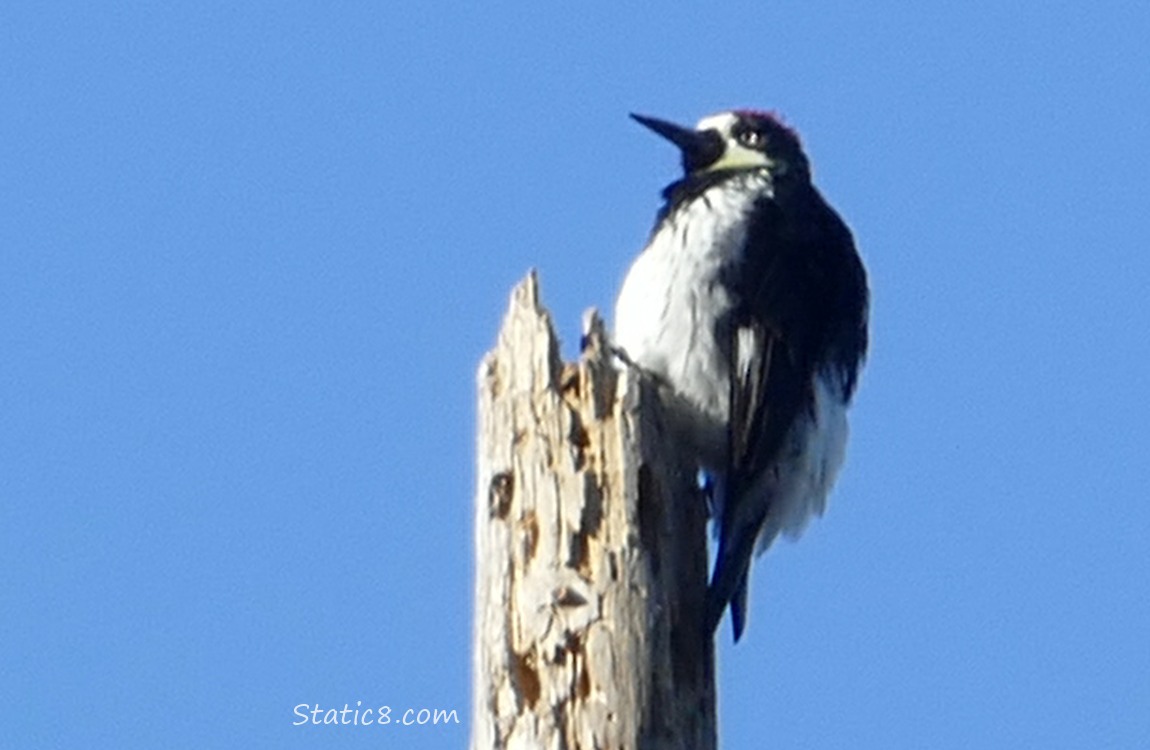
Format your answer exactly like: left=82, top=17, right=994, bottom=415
left=613, top=109, right=868, bottom=642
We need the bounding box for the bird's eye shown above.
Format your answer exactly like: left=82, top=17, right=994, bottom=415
left=737, top=129, right=765, bottom=148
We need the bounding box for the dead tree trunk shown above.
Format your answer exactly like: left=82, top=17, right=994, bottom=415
left=472, top=272, right=715, bottom=750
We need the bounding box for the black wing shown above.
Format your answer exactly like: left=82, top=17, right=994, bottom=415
left=707, top=186, right=867, bottom=640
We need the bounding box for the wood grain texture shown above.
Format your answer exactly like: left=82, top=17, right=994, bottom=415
left=472, top=272, right=715, bottom=750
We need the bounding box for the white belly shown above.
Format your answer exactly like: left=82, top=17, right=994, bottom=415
left=753, top=368, right=848, bottom=550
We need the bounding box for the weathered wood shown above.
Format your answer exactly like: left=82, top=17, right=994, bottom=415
left=472, top=272, right=715, bottom=750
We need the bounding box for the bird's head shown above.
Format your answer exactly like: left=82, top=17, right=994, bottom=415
left=630, top=109, right=808, bottom=179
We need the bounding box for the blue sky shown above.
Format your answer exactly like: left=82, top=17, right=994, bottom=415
left=3, top=2, right=1148, bottom=748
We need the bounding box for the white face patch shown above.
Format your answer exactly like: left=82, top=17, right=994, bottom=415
left=695, top=112, right=739, bottom=133
left=695, top=111, right=772, bottom=172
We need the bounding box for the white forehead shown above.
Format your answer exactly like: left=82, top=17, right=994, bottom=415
left=695, top=112, right=738, bottom=134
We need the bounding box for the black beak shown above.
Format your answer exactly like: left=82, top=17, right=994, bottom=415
left=630, top=113, right=724, bottom=173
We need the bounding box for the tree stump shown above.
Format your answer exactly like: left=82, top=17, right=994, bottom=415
left=471, top=272, right=715, bottom=750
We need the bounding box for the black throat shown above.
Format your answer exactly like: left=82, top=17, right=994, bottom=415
left=653, top=169, right=758, bottom=227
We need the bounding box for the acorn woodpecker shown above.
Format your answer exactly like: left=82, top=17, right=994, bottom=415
left=614, top=110, right=868, bottom=642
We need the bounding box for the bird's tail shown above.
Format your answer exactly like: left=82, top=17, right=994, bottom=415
left=706, top=508, right=764, bottom=641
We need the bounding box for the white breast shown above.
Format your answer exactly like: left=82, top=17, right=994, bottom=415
left=614, top=177, right=766, bottom=467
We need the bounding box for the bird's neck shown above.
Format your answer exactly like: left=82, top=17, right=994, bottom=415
left=660, top=169, right=753, bottom=208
